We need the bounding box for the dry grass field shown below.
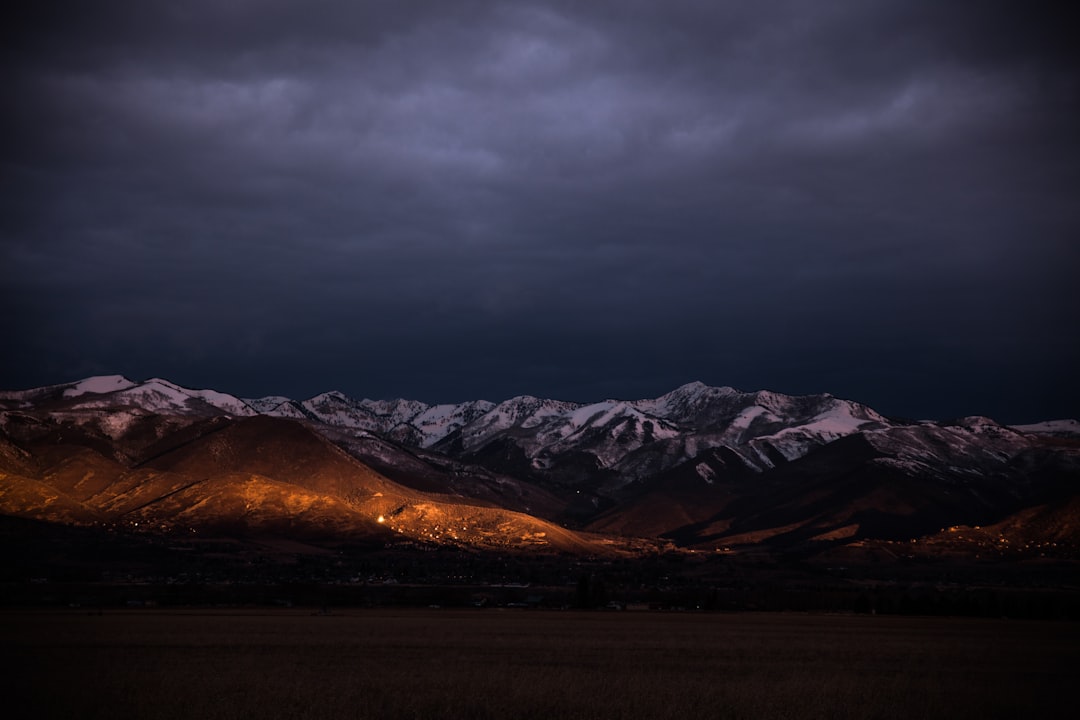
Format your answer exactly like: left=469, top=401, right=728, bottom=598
left=3, top=609, right=1076, bottom=719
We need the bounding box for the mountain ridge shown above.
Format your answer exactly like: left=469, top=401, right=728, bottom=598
left=2, top=375, right=1078, bottom=558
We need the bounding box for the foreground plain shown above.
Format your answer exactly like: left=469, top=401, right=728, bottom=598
left=3, top=609, right=1077, bottom=719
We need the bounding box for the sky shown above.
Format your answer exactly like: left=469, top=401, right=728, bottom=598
left=3, top=1, right=1078, bottom=422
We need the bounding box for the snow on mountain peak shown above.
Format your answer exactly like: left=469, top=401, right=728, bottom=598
left=52, top=377, right=255, bottom=417
left=631, top=382, right=741, bottom=423
left=244, top=396, right=310, bottom=419
left=244, top=395, right=293, bottom=411
left=13, top=376, right=1073, bottom=508
left=676, top=380, right=708, bottom=393
left=317, top=391, right=351, bottom=402
left=133, top=379, right=255, bottom=416
left=560, top=401, right=610, bottom=428
left=62, top=375, right=137, bottom=398
left=666, top=381, right=739, bottom=400
left=359, top=398, right=430, bottom=426
left=950, top=416, right=1005, bottom=430
left=1010, top=419, right=1080, bottom=437
left=408, top=400, right=497, bottom=447
left=765, top=399, right=882, bottom=440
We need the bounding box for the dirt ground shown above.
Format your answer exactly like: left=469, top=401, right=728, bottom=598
left=3, top=608, right=1077, bottom=719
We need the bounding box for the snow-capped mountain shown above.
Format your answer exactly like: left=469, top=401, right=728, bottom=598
left=2, top=375, right=1079, bottom=554
left=242, top=381, right=896, bottom=494
left=0, top=375, right=255, bottom=417
left=3, top=376, right=902, bottom=497
left=63, top=375, right=138, bottom=397
left=1010, top=419, right=1080, bottom=438
left=414, top=383, right=893, bottom=493
left=296, top=391, right=383, bottom=433
left=244, top=395, right=306, bottom=417
left=397, top=400, right=498, bottom=447
left=8, top=376, right=1060, bottom=496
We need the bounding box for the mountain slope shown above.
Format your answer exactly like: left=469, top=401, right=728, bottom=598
left=0, top=376, right=254, bottom=417
left=0, top=410, right=613, bottom=554
left=613, top=420, right=1080, bottom=549
left=3, top=375, right=1078, bottom=557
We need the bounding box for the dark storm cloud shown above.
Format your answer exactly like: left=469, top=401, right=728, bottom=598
left=4, top=1, right=1078, bottom=421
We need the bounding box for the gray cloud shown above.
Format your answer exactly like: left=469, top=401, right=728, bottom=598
left=3, top=1, right=1078, bottom=421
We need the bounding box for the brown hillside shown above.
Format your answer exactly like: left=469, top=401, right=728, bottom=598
left=142, top=415, right=405, bottom=501
left=39, top=447, right=128, bottom=502
left=0, top=435, right=35, bottom=477
left=124, top=472, right=396, bottom=539
left=88, top=467, right=210, bottom=518
left=0, top=472, right=100, bottom=525
left=0, top=413, right=617, bottom=553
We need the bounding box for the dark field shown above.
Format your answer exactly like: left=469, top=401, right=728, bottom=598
left=4, top=609, right=1076, bottom=719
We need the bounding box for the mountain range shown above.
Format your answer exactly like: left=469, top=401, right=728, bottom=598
left=2, top=375, right=1078, bottom=561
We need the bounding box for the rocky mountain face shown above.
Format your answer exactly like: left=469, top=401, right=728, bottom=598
left=2, top=375, right=1078, bottom=557
left=0, top=381, right=610, bottom=554
left=255, top=380, right=895, bottom=490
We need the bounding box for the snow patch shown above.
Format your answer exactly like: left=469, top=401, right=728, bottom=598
left=695, top=462, right=716, bottom=484
left=62, top=375, right=136, bottom=398
left=67, top=378, right=256, bottom=417
left=632, top=381, right=739, bottom=418
left=410, top=401, right=497, bottom=448
left=761, top=401, right=879, bottom=446
left=1011, top=419, right=1080, bottom=437
left=730, top=405, right=771, bottom=430
left=94, top=409, right=144, bottom=439
left=567, top=401, right=619, bottom=428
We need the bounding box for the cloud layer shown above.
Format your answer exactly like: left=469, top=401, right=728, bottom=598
left=4, top=1, right=1078, bottom=420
